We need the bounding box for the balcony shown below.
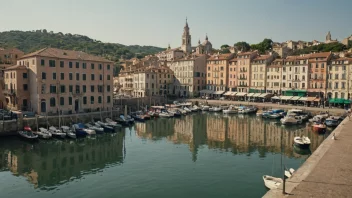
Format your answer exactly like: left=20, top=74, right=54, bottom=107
left=294, top=71, right=300, bottom=74
left=3, top=89, right=16, bottom=95
left=239, top=77, right=247, bottom=80
left=292, top=79, right=301, bottom=82
left=240, top=69, right=248, bottom=73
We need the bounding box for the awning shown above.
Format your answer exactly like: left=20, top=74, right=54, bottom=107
left=253, top=93, right=262, bottom=97
left=344, top=99, right=352, bottom=104
left=307, top=97, right=317, bottom=102
left=213, top=91, right=225, bottom=95
left=224, top=91, right=233, bottom=96
left=231, top=92, right=238, bottom=96
left=236, top=92, right=247, bottom=96
left=280, top=96, right=293, bottom=100
left=329, top=98, right=349, bottom=104
left=271, top=96, right=280, bottom=100
left=290, top=96, right=301, bottom=101
left=313, top=98, right=321, bottom=102
left=259, top=93, right=271, bottom=98
left=247, top=93, right=255, bottom=97
left=298, top=97, right=307, bottom=101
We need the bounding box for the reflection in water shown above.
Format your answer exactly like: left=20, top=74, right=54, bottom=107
left=0, top=133, right=125, bottom=190
left=134, top=113, right=330, bottom=161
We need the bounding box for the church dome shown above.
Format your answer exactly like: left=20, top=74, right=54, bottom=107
left=202, top=34, right=212, bottom=46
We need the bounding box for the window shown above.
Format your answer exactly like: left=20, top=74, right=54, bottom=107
left=107, top=85, right=110, bottom=92
left=69, top=73, right=73, bottom=80
left=107, top=65, right=110, bottom=70
left=23, top=84, right=28, bottom=91
left=99, top=74, right=102, bottom=80
left=335, top=82, right=339, bottom=89
left=83, top=74, right=86, bottom=81
left=341, top=92, right=345, bottom=99
left=98, top=96, right=102, bottom=103
left=41, top=59, right=45, bottom=66
left=98, top=85, right=103, bottom=92
left=69, top=62, right=73, bottom=68
left=321, top=63, right=324, bottom=68
left=42, top=72, right=46, bottom=79
left=76, top=73, right=79, bottom=81
left=23, top=73, right=28, bottom=79
left=60, top=73, right=64, bottom=80
left=90, top=96, right=94, bottom=104
left=52, top=72, right=56, bottom=80
left=49, top=60, right=55, bottom=67
left=60, top=97, right=64, bottom=106
left=91, top=74, right=95, bottom=80
left=76, top=85, right=80, bottom=93
left=343, top=65, right=346, bottom=70
left=60, top=85, right=65, bottom=93
left=69, top=85, right=73, bottom=93
left=50, top=85, right=57, bottom=93
left=99, top=64, right=102, bottom=70
left=302, top=83, right=305, bottom=88
left=69, top=97, right=72, bottom=105
left=91, top=63, right=95, bottom=69
left=83, top=96, right=87, bottom=104
left=60, top=61, right=64, bottom=68
left=83, top=85, right=86, bottom=93
left=82, top=63, right=87, bottom=69
left=107, top=75, right=110, bottom=80
left=107, top=96, right=111, bottom=103
left=50, top=97, right=56, bottom=107
left=91, top=85, right=95, bottom=92
left=342, top=82, right=346, bottom=89
left=76, top=62, right=79, bottom=68
left=335, top=74, right=339, bottom=79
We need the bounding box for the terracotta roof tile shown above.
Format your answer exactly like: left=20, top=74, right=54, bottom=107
left=20, top=48, right=113, bottom=63
left=207, top=53, right=234, bottom=60
left=308, top=52, right=332, bottom=58
left=5, top=65, right=27, bottom=70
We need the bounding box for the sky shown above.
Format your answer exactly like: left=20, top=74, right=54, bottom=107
left=2, top=0, right=352, bottom=49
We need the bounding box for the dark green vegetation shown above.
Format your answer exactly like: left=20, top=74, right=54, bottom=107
left=0, top=30, right=164, bottom=76
left=292, top=42, right=347, bottom=55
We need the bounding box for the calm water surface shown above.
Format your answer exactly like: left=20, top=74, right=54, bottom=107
left=0, top=113, right=331, bottom=198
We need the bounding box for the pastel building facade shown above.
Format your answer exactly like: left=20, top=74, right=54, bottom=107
left=327, top=57, right=350, bottom=99
left=237, top=51, right=257, bottom=93
left=266, top=59, right=283, bottom=94
left=250, top=55, right=274, bottom=93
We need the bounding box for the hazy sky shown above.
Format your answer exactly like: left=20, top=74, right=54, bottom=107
left=2, top=0, right=352, bottom=48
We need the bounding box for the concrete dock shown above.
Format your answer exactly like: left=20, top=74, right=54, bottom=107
left=264, top=117, right=352, bottom=198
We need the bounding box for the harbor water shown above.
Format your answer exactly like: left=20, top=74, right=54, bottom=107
left=0, top=112, right=332, bottom=197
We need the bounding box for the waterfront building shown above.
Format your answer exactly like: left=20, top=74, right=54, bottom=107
left=119, top=74, right=134, bottom=96
left=266, top=59, right=283, bottom=94
left=281, top=55, right=309, bottom=95
left=237, top=51, right=257, bottom=93
left=167, top=54, right=207, bottom=97
left=228, top=58, right=238, bottom=91
left=206, top=53, right=235, bottom=95
left=3, top=65, right=29, bottom=110
left=307, top=52, right=332, bottom=99
left=250, top=54, right=274, bottom=93
left=14, top=48, right=114, bottom=115
left=327, top=56, right=351, bottom=100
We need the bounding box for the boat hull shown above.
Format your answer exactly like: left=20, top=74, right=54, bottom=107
left=294, top=142, right=310, bottom=149
left=313, top=126, right=326, bottom=133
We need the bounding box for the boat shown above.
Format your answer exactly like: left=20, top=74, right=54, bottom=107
left=263, top=175, right=283, bottom=190
left=209, top=106, right=222, bottom=112
left=148, top=111, right=159, bottom=117
left=34, top=127, right=52, bottom=139
left=78, top=123, right=96, bottom=135
left=280, top=114, right=302, bottom=125
left=18, top=126, right=38, bottom=141
left=85, top=123, right=104, bottom=134
left=130, top=112, right=146, bottom=122
left=105, top=118, right=122, bottom=128
left=285, top=168, right=295, bottom=178
left=268, top=113, right=283, bottom=119
left=220, top=105, right=229, bottom=110
left=191, top=105, right=200, bottom=112
left=312, top=123, right=326, bottom=133
left=159, top=112, right=173, bottom=118
left=72, top=124, right=89, bottom=137
left=168, top=109, right=182, bottom=117
left=95, top=121, right=115, bottom=132
left=309, top=115, right=324, bottom=123
left=49, top=126, right=67, bottom=138
left=116, top=115, right=131, bottom=126
left=183, top=107, right=192, bottom=113
left=61, top=126, right=76, bottom=139
left=178, top=108, right=188, bottom=115
left=325, top=118, right=339, bottom=127
left=223, top=106, right=238, bottom=114
left=201, top=105, right=210, bottom=111
left=294, top=136, right=311, bottom=149
left=256, top=110, right=264, bottom=117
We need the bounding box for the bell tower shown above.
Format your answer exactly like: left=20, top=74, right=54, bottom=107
left=181, top=18, right=192, bottom=54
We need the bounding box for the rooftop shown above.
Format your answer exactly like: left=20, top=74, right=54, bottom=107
left=207, top=53, right=234, bottom=61
left=20, top=48, right=113, bottom=63
left=5, top=65, right=27, bottom=71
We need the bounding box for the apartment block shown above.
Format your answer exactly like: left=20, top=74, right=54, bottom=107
left=327, top=57, right=351, bottom=99
left=237, top=51, right=257, bottom=93
left=308, top=52, right=332, bottom=98
left=281, top=55, right=309, bottom=94
left=228, top=58, right=238, bottom=91
left=250, top=54, right=274, bottom=93
left=266, top=59, right=283, bottom=94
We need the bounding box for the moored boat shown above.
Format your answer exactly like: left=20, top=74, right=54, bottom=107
left=61, top=126, right=76, bottom=139
left=72, top=124, right=89, bottom=137
left=280, top=114, right=302, bottom=125
left=312, top=123, right=326, bottom=133
left=223, top=106, right=238, bottom=114
left=285, top=168, right=295, bottom=178
left=34, top=127, right=52, bottom=139
left=294, top=136, right=311, bottom=149
left=159, top=112, right=173, bottom=118
left=209, top=106, right=222, bottom=112
left=85, top=123, right=104, bottom=134
left=263, top=175, right=283, bottom=190
left=18, top=126, right=39, bottom=141
left=201, top=105, right=210, bottom=111
left=49, top=126, right=67, bottom=138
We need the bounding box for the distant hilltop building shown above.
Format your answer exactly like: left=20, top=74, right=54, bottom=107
left=325, top=31, right=338, bottom=44
left=342, top=35, right=352, bottom=46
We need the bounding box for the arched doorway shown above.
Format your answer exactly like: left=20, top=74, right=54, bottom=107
left=41, top=99, right=46, bottom=113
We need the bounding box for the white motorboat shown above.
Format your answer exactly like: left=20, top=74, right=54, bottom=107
left=34, top=127, right=52, bottom=139
left=86, top=123, right=104, bottom=134
left=178, top=108, right=188, bottom=115
left=220, top=105, right=229, bottom=110
left=201, top=105, right=210, bottom=111
left=49, top=126, right=66, bottom=138
left=309, top=115, right=325, bottom=123
left=294, top=136, right=311, bottom=149
left=191, top=105, right=200, bottom=112
left=263, top=175, right=283, bottom=190
left=280, top=114, right=302, bottom=125
left=209, top=106, right=222, bottom=112
left=223, top=106, right=238, bottom=114
left=159, top=112, right=173, bottom=118
left=61, top=126, right=76, bottom=139
left=285, top=168, right=295, bottom=178
left=183, top=107, right=192, bottom=113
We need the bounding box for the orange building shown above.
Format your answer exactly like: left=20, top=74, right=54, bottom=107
left=228, top=58, right=238, bottom=91
left=236, top=51, right=257, bottom=93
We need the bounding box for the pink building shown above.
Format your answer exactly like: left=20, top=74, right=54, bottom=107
left=16, top=48, right=114, bottom=115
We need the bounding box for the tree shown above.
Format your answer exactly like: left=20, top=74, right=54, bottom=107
left=220, top=48, right=231, bottom=54
left=220, top=44, right=230, bottom=49
left=234, top=41, right=251, bottom=52
left=251, top=38, right=273, bottom=54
